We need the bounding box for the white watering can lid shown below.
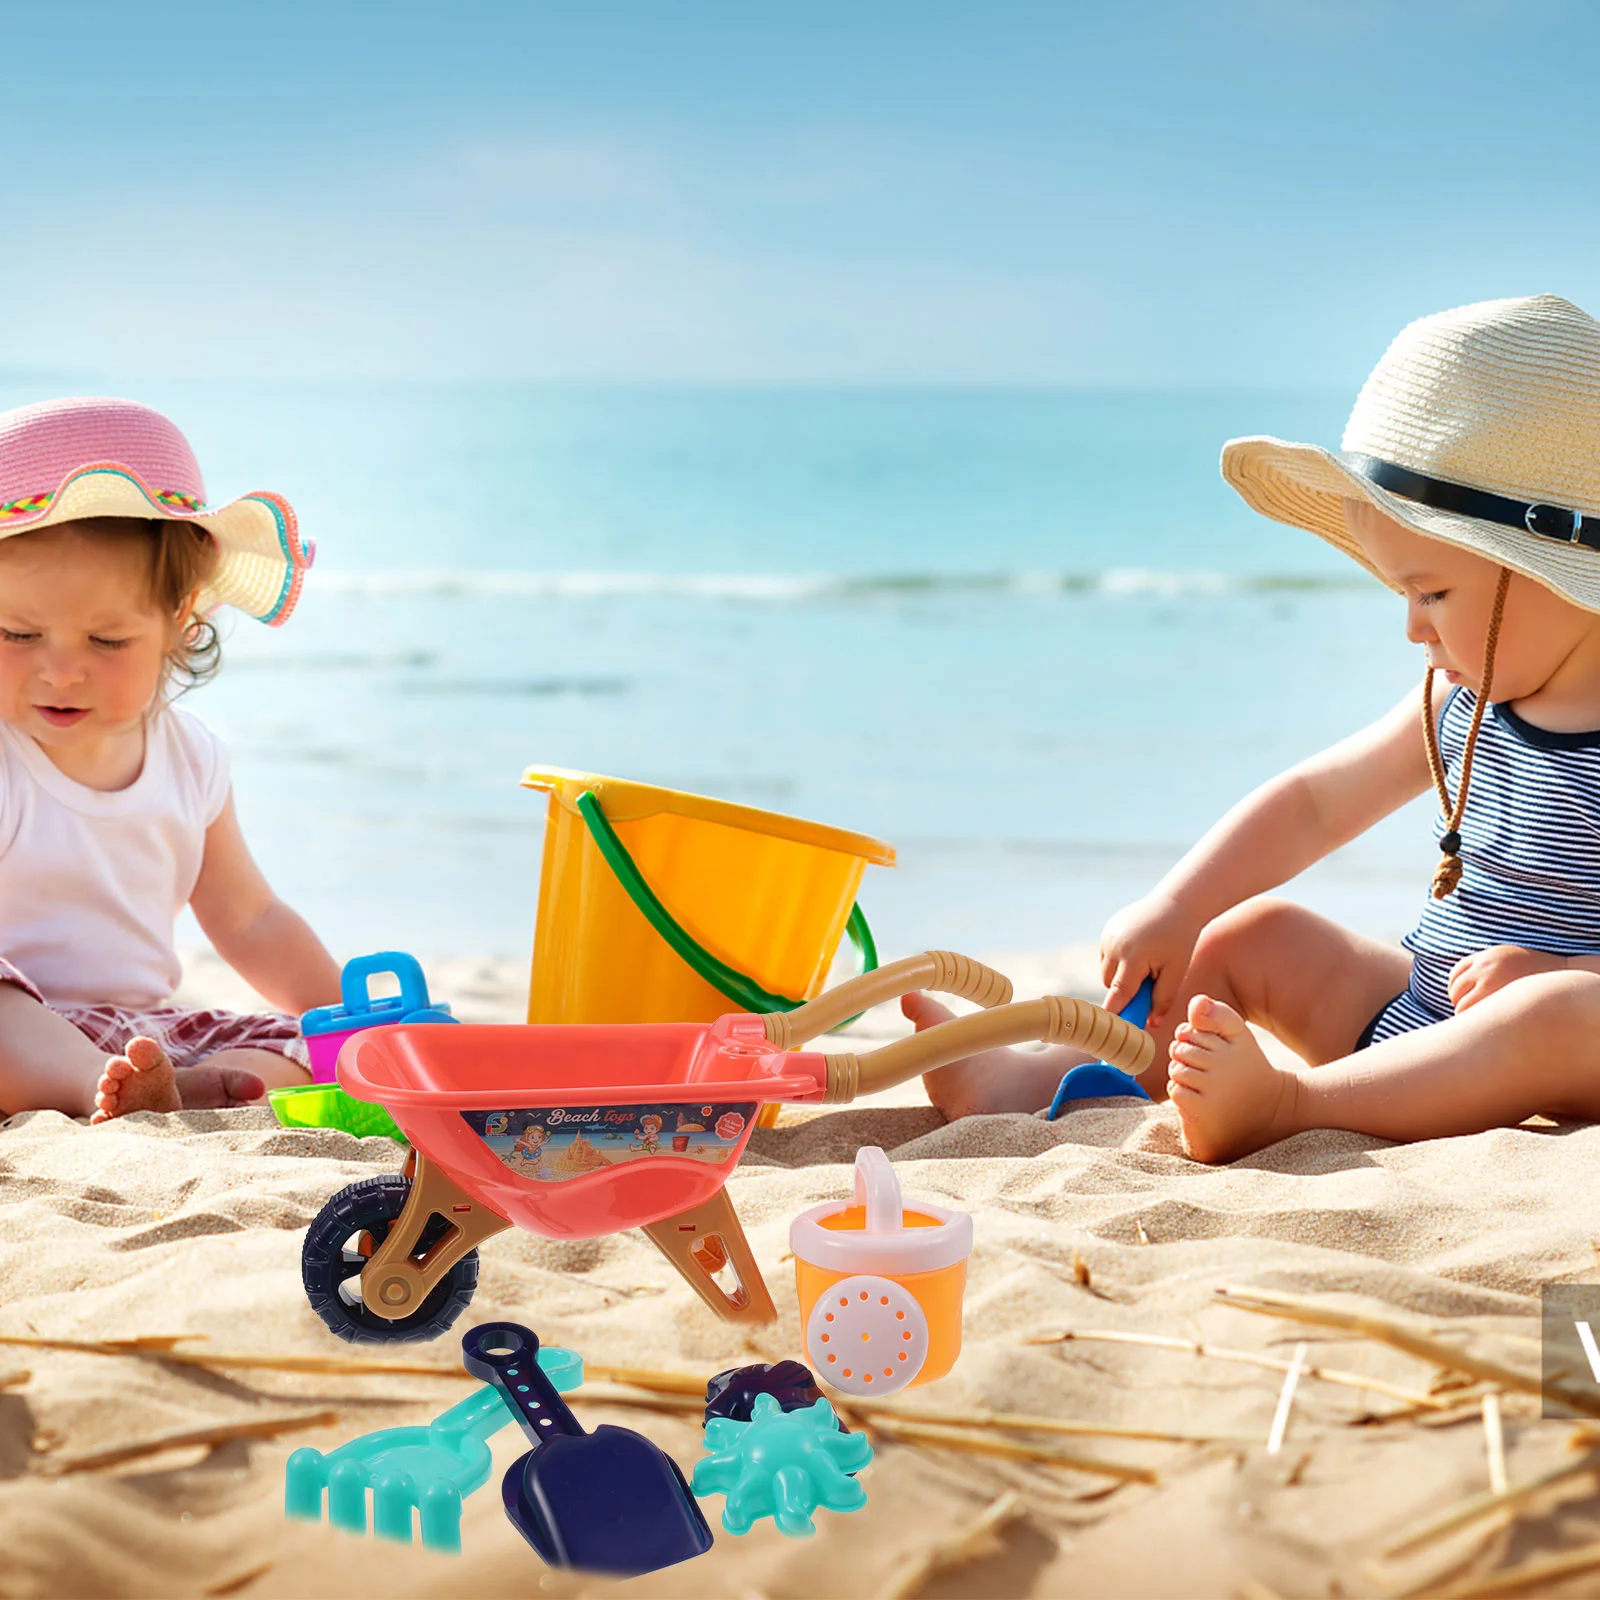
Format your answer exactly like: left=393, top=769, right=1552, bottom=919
left=788, top=1146, right=973, bottom=1277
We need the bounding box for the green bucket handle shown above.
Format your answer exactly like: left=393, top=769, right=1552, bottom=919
left=575, top=789, right=879, bottom=1016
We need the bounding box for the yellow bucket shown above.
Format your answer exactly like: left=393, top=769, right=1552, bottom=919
left=520, top=766, right=895, bottom=1026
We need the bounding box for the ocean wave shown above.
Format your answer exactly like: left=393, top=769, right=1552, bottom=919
left=227, top=649, right=438, bottom=672
left=306, top=568, right=1372, bottom=602
left=396, top=676, right=630, bottom=697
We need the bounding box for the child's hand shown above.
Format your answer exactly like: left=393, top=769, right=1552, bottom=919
left=1447, top=945, right=1568, bottom=1011
left=1100, top=890, right=1203, bottom=1032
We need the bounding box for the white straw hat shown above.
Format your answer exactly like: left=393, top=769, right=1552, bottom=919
left=1222, top=294, right=1600, bottom=613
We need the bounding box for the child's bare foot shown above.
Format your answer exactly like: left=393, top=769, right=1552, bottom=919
left=91, top=1036, right=180, bottom=1122
left=173, top=1061, right=266, bottom=1110
left=1168, top=995, right=1303, bottom=1162
left=903, top=993, right=1085, bottom=1119
left=90, top=1038, right=267, bottom=1123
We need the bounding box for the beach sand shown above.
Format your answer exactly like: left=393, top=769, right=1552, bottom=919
left=2, top=946, right=1598, bottom=1599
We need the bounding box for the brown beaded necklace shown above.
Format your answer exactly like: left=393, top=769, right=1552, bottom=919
left=1419, top=566, right=1511, bottom=899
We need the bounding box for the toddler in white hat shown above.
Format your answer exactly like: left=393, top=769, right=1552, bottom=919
left=909, top=295, right=1600, bottom=1161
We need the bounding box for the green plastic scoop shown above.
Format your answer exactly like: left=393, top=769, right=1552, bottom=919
left=269, top=1082, right=406, bottom=1142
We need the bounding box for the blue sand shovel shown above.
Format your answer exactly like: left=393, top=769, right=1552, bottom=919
left=284, top=1343, right=583, bottom=1552
left=464, top=1321, right=713, bottom=1577
left=1046, top=977, right=1155, bottom=1118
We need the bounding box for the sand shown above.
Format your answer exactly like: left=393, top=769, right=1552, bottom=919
left=2, top=945, right=1599, bottom=1599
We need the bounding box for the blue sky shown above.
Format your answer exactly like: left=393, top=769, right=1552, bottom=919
left=4, top=0, right=1598, bottom=385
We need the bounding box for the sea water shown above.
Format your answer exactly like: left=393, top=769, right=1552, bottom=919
left=0, top=381, right=1437, bottom=963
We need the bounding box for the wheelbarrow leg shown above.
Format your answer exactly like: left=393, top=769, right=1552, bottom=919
left=362, top=1152, right=512, bottom=1324
left=641, top=1190, right=777, bottom=1324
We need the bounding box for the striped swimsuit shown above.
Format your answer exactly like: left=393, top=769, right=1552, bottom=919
left=1362, top=687, right=1600, bottom=1046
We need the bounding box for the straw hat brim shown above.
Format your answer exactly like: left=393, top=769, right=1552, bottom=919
left=1223, top=436, right=1600, bottom=615
left=0, top=462, right=310, bottom=624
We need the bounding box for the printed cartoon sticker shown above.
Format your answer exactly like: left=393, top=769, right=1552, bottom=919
left=460, top=1102, right=761, bottom=1183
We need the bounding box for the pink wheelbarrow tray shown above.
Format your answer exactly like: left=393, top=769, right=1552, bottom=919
left=300, top=952, right=1155, bottom=1342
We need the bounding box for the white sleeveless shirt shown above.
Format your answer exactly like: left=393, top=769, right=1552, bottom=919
left=0, top=705, right=230, bottom=1008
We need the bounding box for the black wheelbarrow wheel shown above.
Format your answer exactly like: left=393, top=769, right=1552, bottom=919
left=302, top=1173, right=479, bottom=1343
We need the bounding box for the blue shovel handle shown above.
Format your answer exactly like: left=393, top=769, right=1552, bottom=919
left=1046, top=977, right=1154, bottom=1119
left=463, top=1323, right=585, bottom=1453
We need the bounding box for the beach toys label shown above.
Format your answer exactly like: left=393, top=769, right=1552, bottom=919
left=460, top=1101, right=755, bottom=1182
left=790, top=1146, right=973, bottom=1394
left=519, top=766, right=894, bottom=1026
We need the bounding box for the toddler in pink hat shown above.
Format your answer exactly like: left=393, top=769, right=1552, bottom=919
left=0, top=397, right=336, bottom=1122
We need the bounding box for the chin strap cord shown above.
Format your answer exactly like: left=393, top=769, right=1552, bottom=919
left=1420, top=566, right=1511, bottom=899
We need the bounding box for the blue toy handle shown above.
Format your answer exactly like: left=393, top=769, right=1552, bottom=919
left=462, top=1323, right=585, bottom=1454
left=434, top=1346, right=586, bottom=1444
left=1046, top=977, right=1155, bottom=1118
left=340, top=951, right=434, bottom=1017
left=1118, top=977, right=1154, bottom=1033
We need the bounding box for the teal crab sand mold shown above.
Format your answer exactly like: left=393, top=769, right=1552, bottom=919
left=284, top=1344, right=582, bottom=1552
left=692, top=1393, right=872, bottom=1537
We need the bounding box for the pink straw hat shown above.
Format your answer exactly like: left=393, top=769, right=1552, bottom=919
left=0, top=396, right=312, bottom=625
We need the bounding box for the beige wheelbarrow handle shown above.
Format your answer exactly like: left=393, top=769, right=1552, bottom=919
left=760, top=950, right=1014, bottom=1048
left=816, top=993, right=1157, bottom=1103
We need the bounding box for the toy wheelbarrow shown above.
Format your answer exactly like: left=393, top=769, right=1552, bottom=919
left=301, top=951, right=1153, bottom=1342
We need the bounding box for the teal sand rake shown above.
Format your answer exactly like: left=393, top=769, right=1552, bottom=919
left=284, top=1344, right=583, bottom=1552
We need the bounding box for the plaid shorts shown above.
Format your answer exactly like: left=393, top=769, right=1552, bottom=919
left=0, top=956, right=310, bottom=1071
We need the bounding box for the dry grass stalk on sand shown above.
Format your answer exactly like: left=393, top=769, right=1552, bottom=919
left=1234, top=1577, right=1288, bottom=1600
left=0, top=1332, right=465, bottom=1379
left=1379, top=1444, right=1600, bottom=1560
left=1406, top=1538, right=1600, bottom=1599
left=879, top=1490, right=1027, bottom=1600
left=1, top=1369, right=29, bottom=1389
left=1265, top=1342, right=1308, bottom=1456
left=0, top=1336, right=774, bottom=1395
left=587, top=1378, right=1220, bottom=1452
left=1214, top=1285, right=1600, bottom=1591
left=584, top=1362, right=704, bottom=1394
left=854, top=1416, right=1158, bottom=1483
left=36, top=1409, right=341, bottom=1476
left=1480, top=1393, right=1506, bottom=1496
left=1213, top=1286, right=1600, bottom=1420
left=1365, top=1523, right=1514, bottom=1600
left=835, top=1398, right=1232, bottom=1447
left=0, top=1333, right=1222, bottom=1449
left=1355, top=1394, right=1493, bottom=1431
left=201, top=1562, right=276, bottom=1598
left=1024, top=1325, right=1445, bottom=1410
left=494, top=1383, right=1159, bottom=1480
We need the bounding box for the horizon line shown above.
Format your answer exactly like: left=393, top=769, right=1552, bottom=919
left=0, top=372, right=1350, bottom=397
